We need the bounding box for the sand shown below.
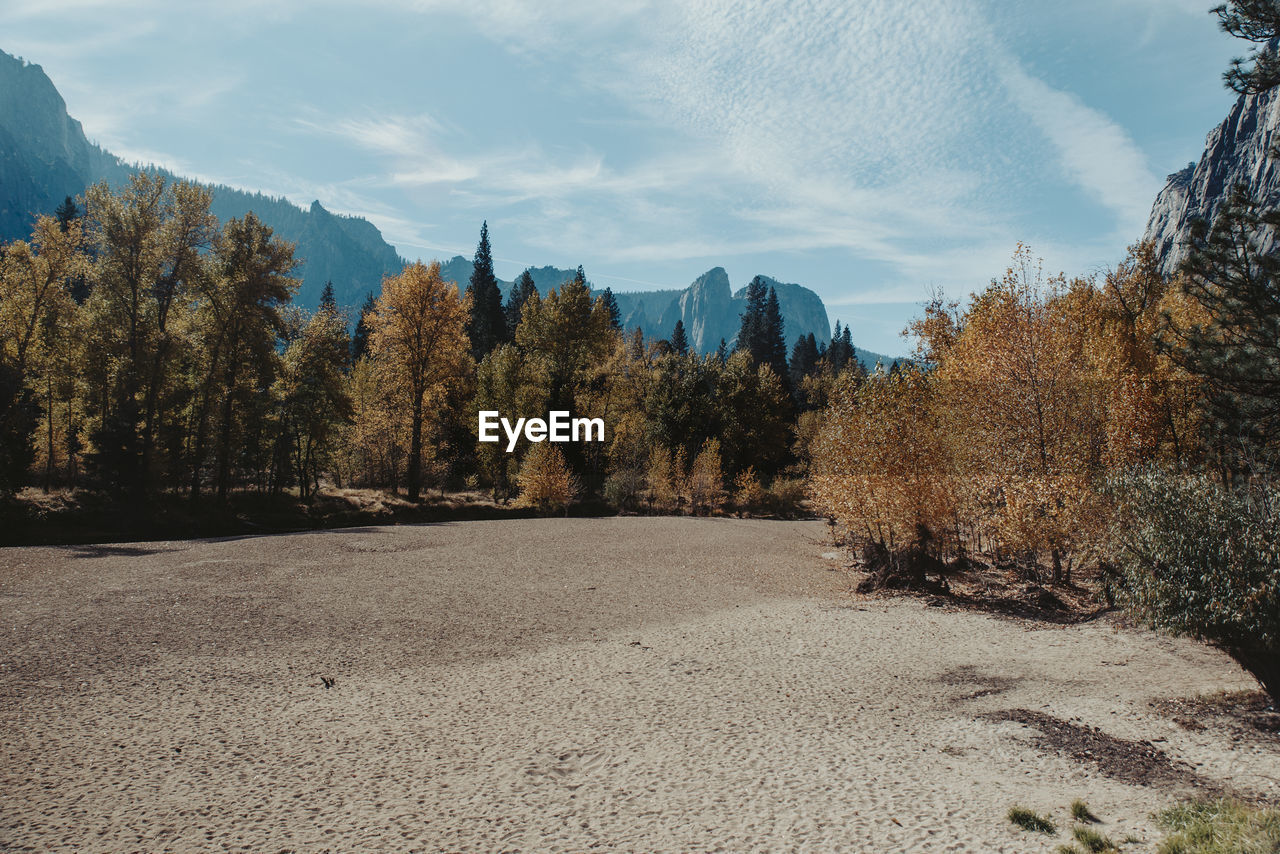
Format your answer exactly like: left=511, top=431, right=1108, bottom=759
left=0, top=516, right=1274, bottom=852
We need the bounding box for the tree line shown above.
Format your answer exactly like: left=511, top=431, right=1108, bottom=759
left=811, top=0, right=1280, bottom=701
left=0, top=179, right=862, bottom=513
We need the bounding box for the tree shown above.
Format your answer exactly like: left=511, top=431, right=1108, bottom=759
left=1214, top=0, right=1280, bottom=93
left=54, top=196, right=79, bottom=232
left=1169, top=185, right=1280, bottom=457
left=369, top=261, right=470, bottom=501
left=82, top=174, right=217, bottom=495
left=319, top=281, right=337, bottom=312
left=350, top=292, right=376, bottom=363
left=505, top=269, right=538, bottom=337
left=192, top=212, right=298, bottom=501
left=514, top=272, right=616, bottom=413
left=517, top=442, right=577, bottom=514
left=687, top=437, right=725, bottom=513
left=761, top=286, right=788, bottom=381
left=736, top=276, right=769, bottom=359
left=277, top=302, right=353, bottom=498
left=464, top=221, right=507, bottom=359
left=790, top=332, right=820, bottom=392
left=670, top=319, right=689, bottom=355
left=600, top=287, right=622, bottom=330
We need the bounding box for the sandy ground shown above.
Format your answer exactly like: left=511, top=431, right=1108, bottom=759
left=0, top=517, right=1274, bottom=852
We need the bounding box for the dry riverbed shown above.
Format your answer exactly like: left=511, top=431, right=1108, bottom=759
left=0, top=517, right=1273, bottom=852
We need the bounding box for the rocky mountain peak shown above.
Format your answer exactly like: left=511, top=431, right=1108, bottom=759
left=1143, top=86, right=1280, bottom=276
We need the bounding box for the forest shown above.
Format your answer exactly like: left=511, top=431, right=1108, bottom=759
left=0, top=179, right=852, bottom=518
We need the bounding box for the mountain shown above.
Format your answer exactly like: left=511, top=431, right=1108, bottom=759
left=1143, top=85, right=1280, bottom=276
left=435, top=257, right=834, bottom=356
left=0, top=49, right=404, bottom=308
left=2, top=47, right=842, bottom=349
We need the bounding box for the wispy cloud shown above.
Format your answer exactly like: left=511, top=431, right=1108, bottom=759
left=1000, top=60, right=1162, bottom=237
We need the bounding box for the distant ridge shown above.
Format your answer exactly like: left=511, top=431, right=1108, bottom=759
left=0, top=47, right=860, bottom=357
left=0, top=49, right=404, bottom=308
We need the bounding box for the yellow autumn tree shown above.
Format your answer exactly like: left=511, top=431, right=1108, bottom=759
left=936, top=246, right=1104, bottom=582
left=369, top=261, right=470, bottom=500
left=810, top=365, right=958, bottom=560
left=687, top=437, right=725, bottom=513
left=517, top=442, right=578, bottom=514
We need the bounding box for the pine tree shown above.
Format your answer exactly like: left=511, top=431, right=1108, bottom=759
left=319, top=281, right=337, bottom=312
left=350, top=292, right=376, bottom=363
left=715, top=338, right=727, bottom=363
left=671, top=319, right=689, bottom=355
left=505, top=269, right=538, bottom=336
left=790, top=332, right=820, bottom=389
left=762, top=286, right=788, bottom=382
left=1215, top=1, right=1280, bottom=93
left=54, top=196, right=78, bottom=232
left=600, top=286, right=622, bottom=330
left=464, top=221, right=507, bottom=359
left=1172, top=184, right=1280, bottom=451
left=736, top=275, right=769, bottom=357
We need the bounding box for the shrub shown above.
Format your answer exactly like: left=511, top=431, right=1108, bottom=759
left=1156, top=799, right=1280, bottom=854
left=517, top=443, right=578, bottom=514
left=1008, top=806, right=1057, bottom=835
left=733, top=466, right=766, bottom=512
left=603, top=465, right=646, bottom=511
left=1109, top=468, right=1279, bottom=702
left=765, top=476, right=808, bottom=517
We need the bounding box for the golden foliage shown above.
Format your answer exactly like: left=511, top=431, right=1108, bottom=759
left=517, top=442, right=578, bottom=513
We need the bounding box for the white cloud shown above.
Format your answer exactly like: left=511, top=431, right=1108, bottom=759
left=1000, top=60, right=1162, bottom=236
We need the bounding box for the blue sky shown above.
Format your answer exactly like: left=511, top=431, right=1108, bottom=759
left=2, top=0, right=1243, bottom=355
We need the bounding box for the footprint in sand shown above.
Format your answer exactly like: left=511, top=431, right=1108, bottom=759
left=525, top=747, right=611, bottom=789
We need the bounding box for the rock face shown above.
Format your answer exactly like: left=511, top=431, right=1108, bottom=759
left=1143, top=86, right=1280, bottom=276
left=0, top=49, right=404, bottom=309
left=437, top=258, right=833, bottom=355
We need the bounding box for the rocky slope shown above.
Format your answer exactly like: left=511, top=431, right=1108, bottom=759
left=0, top=50, right=404, bottom=308
left=1143, top=85, right=1280, bottom=276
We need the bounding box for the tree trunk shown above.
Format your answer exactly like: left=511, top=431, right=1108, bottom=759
left=45, top=373, right=54, bottom=492
left=408, top=394, right=424, bottom=501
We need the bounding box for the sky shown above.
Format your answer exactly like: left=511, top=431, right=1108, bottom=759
left=1, top=0, right=1245, bottom=355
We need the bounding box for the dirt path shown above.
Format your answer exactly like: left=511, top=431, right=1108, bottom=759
left=0, top=517, right=1272, bottom=851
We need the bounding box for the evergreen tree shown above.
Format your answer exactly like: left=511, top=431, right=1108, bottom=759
left=715, top=338, right=728, bottom=363
left=600, top=286, right=622, bottom=330
left=350, top=292, right=376, bottom=363
left=736, top=275, right=769, bottom=358
left=54, top=196, right=78, bottom=232
left=1173, top=184, right=1280, bottom=452
left=789, top=332, right=820, bottom=390
left=762, top=286, right=788, bottom=382
left=671, top=319, right=689, bottom=355
left=464, top=221, right=507, bottom=359
left=319, top=280, right=337, bottom=312
left=1215, top=0, right=1280, bottom=93
left=828, top=322, right=855, bottom=372
left=505, top=269, right=538, bottom=336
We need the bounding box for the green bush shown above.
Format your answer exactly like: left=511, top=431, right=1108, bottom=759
left=1109, top=468, right=1279, bottom=702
